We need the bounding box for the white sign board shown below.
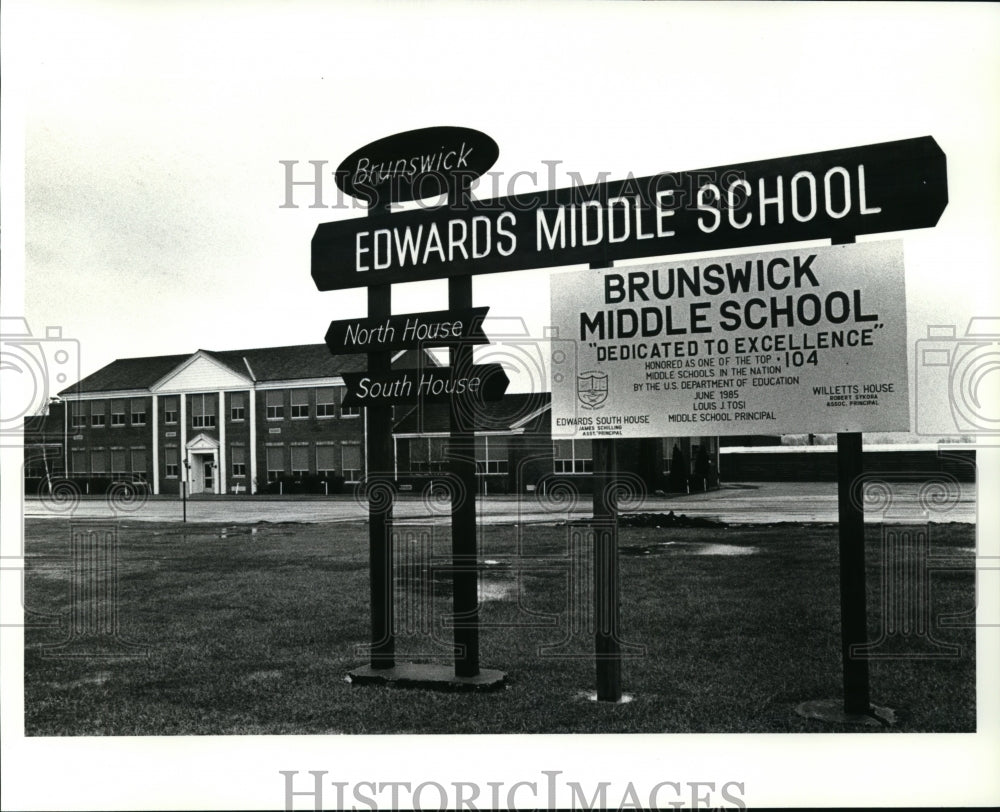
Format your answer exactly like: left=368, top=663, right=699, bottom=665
left=550, top=240, right=909, bottom=439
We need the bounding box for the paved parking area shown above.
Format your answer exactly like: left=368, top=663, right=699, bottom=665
left=23, top=480, right=977, bottom=524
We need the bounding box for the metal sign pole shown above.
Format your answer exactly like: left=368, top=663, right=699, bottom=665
left=447, top=179, right=480, bottom=678
left=593, top=437, right=621, bottom=701
left=833, top=235, right=871, bottom=714
left=367, top=199, right=394, bottom=670
left=837, top=429, right=870, bottom=713
left=449, top=273, right=480, bottom=678
left=590, top=260, right=622, bottom=702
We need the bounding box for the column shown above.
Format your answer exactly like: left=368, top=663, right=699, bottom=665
left=248, top=388, right=257, bottom=494
left=218, top=390, right=226, bottom=495
left=179, top=393, right=187, bottom=490
left=152, top=395, right=159, bottom=495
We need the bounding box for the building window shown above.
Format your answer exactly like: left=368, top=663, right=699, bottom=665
left=230, top=392, right=246, bottom=422
left=163, top=397, right=178, bottom=425
left=231, top=445, right=246, bottom=477
left=111, top=449, right=127, bottom=476
left=316, top=387, right=335, bottom=418
left=406, top=438, right=427, bottom=473
left=70, top=403, right=87, bottom=428
left=131, top=399, right=146, bottom=426
left=71, top=449, right=87, bottom=474
left=91, top=403, right=106, bottom=427
left=91, top=449, right=107, bottom=474
left=405, top=437, right=448, bottom=473
left=111, top=399, right=126, bottom=427
left=266, top=445, right=284, bottom=481
left=341, top=443, right=361, bottom=483
left=290, top=445, right=309, bottom=476
left=476, top=436, right=509, bottom=475
left=266, top=391, right=284, bottom=420
left=338, top=386, right=359, bottom=418
left=165, top=447, right=179, bottom=478
left=553, top=439, right=593, bottom=474
left=131, top=448, right=147, bottom=475
left=191, top=393, right=217, bottom=429
left=291, top=390, right=309, bottom=419
left=316, top=444, right=336, bottom=476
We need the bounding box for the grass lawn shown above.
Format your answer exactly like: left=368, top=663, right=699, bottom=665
left=23, top=518, right=976, bottom=735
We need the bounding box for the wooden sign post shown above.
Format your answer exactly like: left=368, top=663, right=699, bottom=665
left=592, top=437, right=621, bottom=701
left=833, top=236, right=874, bottom=718
left=589, top=260, right=622, bottom=702
left=328, top=127, right=507, bottom=689
left=449, top=275, right=480, bottom=677
left=318, top=129, right=946, bottom=709
left=366, top=200, right=394, bottom=670
left=796, top=235, right=893, bottom=724
left=448, top=181, right=480, bottom=679
left=836, top=429, right=870, bottom=714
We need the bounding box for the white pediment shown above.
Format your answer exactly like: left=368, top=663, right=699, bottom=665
left=151, top=351, right=252, bottom=393
left=186, top=433, right=220, bottom=451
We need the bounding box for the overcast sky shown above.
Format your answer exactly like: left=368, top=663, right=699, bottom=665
left=4, top=1, right=1000, bottom=808
left=15, top=2, right=1000, bottom=392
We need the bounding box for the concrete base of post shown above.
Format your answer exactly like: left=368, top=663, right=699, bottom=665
left=795, top=698, right=897, bottom=727
left=347, top=663, right=507, bottom=692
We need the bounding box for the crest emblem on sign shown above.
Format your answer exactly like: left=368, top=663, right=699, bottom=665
left=577, top=371, right=609, bottom=409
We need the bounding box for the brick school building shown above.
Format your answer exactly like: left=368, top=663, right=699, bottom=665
left=23, top=343, right=719, bottom=497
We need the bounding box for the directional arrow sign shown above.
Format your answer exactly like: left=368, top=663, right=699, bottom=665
left=325, top=307, right=490, bottom=355
left=341, top=364, right=510, bottom=406
left=313, top=136, right=948, bottom=291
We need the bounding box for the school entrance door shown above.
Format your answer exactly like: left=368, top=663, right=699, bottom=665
left=186, top=433, right=220, bottom=495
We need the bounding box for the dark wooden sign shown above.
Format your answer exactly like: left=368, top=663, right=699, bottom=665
left=341, top=364, right=510, bottom=406
left=335, top=126, right=499, bottom=206
left=313, top=136, right=948, bottom=291
left=325, top=307, right=489, bottom=355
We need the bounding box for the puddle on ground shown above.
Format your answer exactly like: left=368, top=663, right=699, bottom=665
left=27, top=564, right=71, bottom=580
left=217, top=526, right=261, bottom=540
left=621, top=541, right=758, bottom=557
left=419, top=574, right=517, bottom=602
left=691, top=543, right=758, bottom=556
left=402, top=568, right=516, bottom=602
left=575, top=690, right=635, bottom=704
left=242, top=669, right=283, bottom=682
left=48, top=671, right=112, bottom=690
left=479, top=579, right=515, bottom=602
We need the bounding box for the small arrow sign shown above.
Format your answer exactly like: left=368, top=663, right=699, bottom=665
left=341, top=364, right=510, bottom=406
left=326, top=307, right=490, bottom=355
